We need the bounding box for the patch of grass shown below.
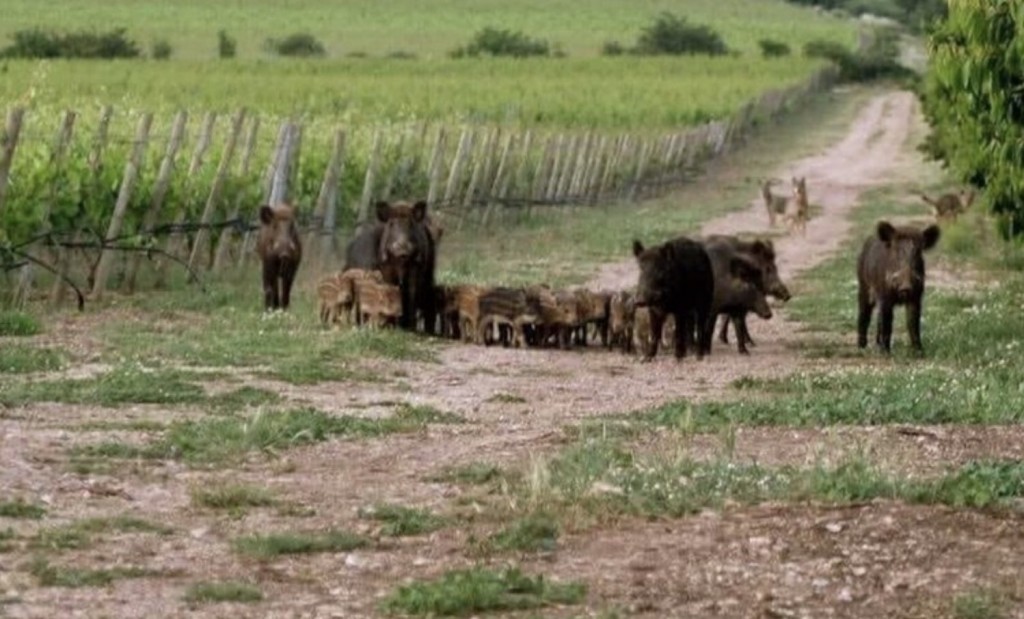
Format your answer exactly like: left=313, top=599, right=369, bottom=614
left=0, top=527, right=15, bottom=552
left=0, top=364, right=206, bottom=407
left=191, top=484, right=277, bottom=510
left=0, top=499, right=46, bottom=519
left=429, top=462, right=505, bottom=486
left=32, top=516, right=173, bottom=551
left=952, top=588, right=1006, bottom=619
left=74, top=419, right=167, bottom=432
left=518, top=437, right=1024, bottom=521
left=185, top=581, right=264, bottom=604
left=0, top=345, right=65, bottom=374
left=0, top=310, right=41, bottom=336
left=486, top=393, right=527, bottom=404
left=381, top=566, right=586, bottom=616
left=359, top=504, right=446, bottom=537
left=485, top=512, right=559, bottom=553
left=233, top=529, right=368, bottom=559
left=29, top=559, right=157, bottom=588
left=75, top=404, right=464, bottom=465
left=207, top=386, right=282, bottom=413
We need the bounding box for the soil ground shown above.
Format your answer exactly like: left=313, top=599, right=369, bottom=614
left=3, top=88, right=1022, bottom=619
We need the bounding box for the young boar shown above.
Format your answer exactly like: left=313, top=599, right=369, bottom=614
left=608, top=290, right=636, bottom=353
left=257, top=203, right=302, bottom=311
left=316, top=268, right=382, bottom=328
left=477, top=287, right=535, bottom=348
left=857, top=221, right=940, bottom=353
left=352, top=277, right=403, bottom=328
left=572, top=288, right=611, bottom=347
left=632, top=236, right=714, bottom=361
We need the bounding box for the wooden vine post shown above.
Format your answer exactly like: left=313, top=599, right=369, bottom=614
left=91, top=113, right=154, bottom=300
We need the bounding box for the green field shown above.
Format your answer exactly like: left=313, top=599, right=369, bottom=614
left=0, top=0, right=857, bottom=60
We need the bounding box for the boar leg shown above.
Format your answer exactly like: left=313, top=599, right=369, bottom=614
left=646, top=310, right=664, bottom=361
left=671, top=311, right=690, bottom=360
left=400, top=281, right=416, bottom=331
left=280, top=260, right=298, bottom=310
left=857, top=286, right=874, bottom=349
left=717, top=314, right=731, bottom=344
left=697, top=307, right=713, bottom=359
left=262, top=260, right=280, bottom=310
left=906, top=302, right=924, bottom=353
left=877, top=299, right=895, bottom=353
left=734, top=314, right=756, bottom=347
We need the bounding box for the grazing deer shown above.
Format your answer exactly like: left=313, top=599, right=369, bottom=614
left=761, top=179, right=789, bottom=227
left=921, top=188, right=975, bottom=222
left=784, top=176, right=809, bottom=235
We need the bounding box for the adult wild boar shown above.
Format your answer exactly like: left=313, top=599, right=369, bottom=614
left=703, top=236, right=790, bottom=352
left=857, top=220, right=940, bottom=353
left=257, top=203, right=302, bottom=311
left=632, top=236, right=714, bottom=361
left=704, top=247, right=773, bottom=355
left=344, top=200, right=437, bottom=333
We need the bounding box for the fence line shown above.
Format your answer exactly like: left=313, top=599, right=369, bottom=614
left=0, top=66, right=838, bottom=308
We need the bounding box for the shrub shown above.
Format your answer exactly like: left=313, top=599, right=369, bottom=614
left=451, top=27, right=551, bottom=58
left=265, top=32, right=325, bottom=58
left=151, top=39, right=172, bottom=60
left=1, top=28, right=141, bottom=59
left=217, top=30, right=236, bottom=59
left=633, top=12, right=729, bottom=56
left=759, top=39, right=791, bottom=58
left=601, top=40, right=626, bottom=56
left=386, top=50, right=417, bottom=60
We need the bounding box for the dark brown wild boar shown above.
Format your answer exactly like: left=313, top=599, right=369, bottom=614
left=632, top=237, right=714, bottom=361
left=857, top=220, right=940, bottom=353
left=707, top=236, right=790, bottom=348
left=343, top=200, right=437, bottom=333
left=257, top=203, right=302, bottom=311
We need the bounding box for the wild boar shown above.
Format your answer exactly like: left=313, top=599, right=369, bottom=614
left=632, top=236, right=714, bottom=361
left=608, top=290, right=636, bottom=353
left=352, top=277, right=403, bottom=328
left=257, top=203, right=302, bottom=311
left=857, top=220, right=940, bottom=353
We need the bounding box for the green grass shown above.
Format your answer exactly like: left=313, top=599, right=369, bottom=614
left=0, top=345, right=65, bottom=374
left=0, top=0, right=855, bottom=60
left=191, top=483, right=277, bottom=510
left=484, top=512, right=560, bottom=553
left=429, top=462, right=506, bottom=486
left=381, top=566, right=586, bottom=616
left=0, top=500, right=46, bottom=520
left=514, top=438, right=1024, bottom=522
left=75, top=404, right=462, bottom=465
left=952, top=588, right=1007, bottom=619
left=184, top=581, right=264, bottom=604
left=31, top=516, right=173, bottom=552
left=485, top=393, right=528, bottom=404
left=0, top=311, right=42, bottom=336
left=100, top=308, right=436, bottom=386
left=233, top=529, right=368, bottom=559
left=359, top=504, right=447, bottom=537
left=0, top=365, right=206, bottom=407
left=29, top=558, right=158, bottom=588
left=74, top=419, right=167, bottom=432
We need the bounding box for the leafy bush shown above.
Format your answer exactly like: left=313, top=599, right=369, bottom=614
left=217, top=30, right=236, bottom=59
left=1, top=28, right=141, bottom=59
left=804, top=28, right=909, bottom=82
left=633, top=12, right=729, bottom=56
left=451, top=27, right=552, bottom=58
left=601, top=40, right=626, bottom=56
left=265, top=32, right=325, bottom=58
left=151, top=39, right=172, bottom=60
left=759, top=39, right=791, bottom=58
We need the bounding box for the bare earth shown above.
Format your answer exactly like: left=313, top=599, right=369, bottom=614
left=3, top=89, right=1022, bottom=618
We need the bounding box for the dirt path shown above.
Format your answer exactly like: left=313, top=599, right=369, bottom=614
left=10, top=89, right=982, bottom=619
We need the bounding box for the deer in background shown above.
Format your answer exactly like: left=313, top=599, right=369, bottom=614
left=921, top=188, right=975, bottom=223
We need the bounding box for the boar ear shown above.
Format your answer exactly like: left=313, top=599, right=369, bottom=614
left=259, top=205, right=274, bottom=225
left=922, top=224, right=940, bottom=250
left=632, top=240, right=645, bottom=257
left=730, top=257, right=760, bottom=282
left=375, top=201, right=391, bottom=223
left=412, top=200, right=428, bottom=222
left=876, top=221, right=896, bottom=244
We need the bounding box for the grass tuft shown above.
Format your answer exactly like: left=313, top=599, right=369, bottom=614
left=191, top=483, right=277, bottom=510
left=429, top=462, right=505, bottom=486
left=32, top=516, right=172, bottom=551
left=0, top=345, right=65, bottom=374
left=485, top=512, right=560, bottom=553
left=233, top=529, right=369, bottom=559
left=29, top=558, right=157, bottom=588
left=382, top=566, right=586, bottom=616
left=952, top=588, right=1006, bottom=619
left=359, top=504, right=446, bottom=537
left=0, top=311, right=42, bottom=336
left=0, top=500, right=46, bottom=520
left=185, top=581, right=264, bottom=604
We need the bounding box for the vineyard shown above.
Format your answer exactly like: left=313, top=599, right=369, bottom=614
left=0, top=63, right=837, bottom=307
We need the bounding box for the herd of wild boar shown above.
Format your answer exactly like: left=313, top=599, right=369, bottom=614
left=257, top=176, right=953, bottom=358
